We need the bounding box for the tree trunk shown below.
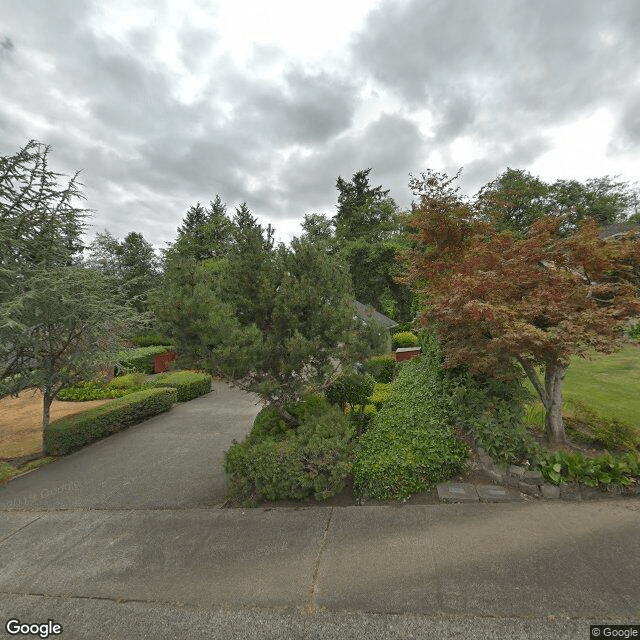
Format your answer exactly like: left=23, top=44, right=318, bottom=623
left=275, top=405, right=299, bottom=427
left=544, top=364, right=566, bottom=446
left=42, top=391, right=53, bottom=454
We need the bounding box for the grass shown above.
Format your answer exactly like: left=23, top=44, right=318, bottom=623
left=523, top=343, right=640, bottom=444
left=0, top=457, right=55, bottom=484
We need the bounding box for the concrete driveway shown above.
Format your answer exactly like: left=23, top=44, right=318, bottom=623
left=0, top=381, right=639, bottom=639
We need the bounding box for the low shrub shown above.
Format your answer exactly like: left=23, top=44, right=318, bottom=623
left=130, top=332, right=173, bottom=347
left=364, top=355, right=396, bottom=383
left=326, top=372, right=375, bottom=411
left=153, top=370, right=212, bottom=402
left=538, top=449, right=640, bottom=487
left=224, top=396, right=355, bottom=503
left=115, top=346, right=174, bottom=375
left=56, top=381, right=131, bottom=401
left=369, top=383, right=392, bottom=410
left=449, top=370, right=541, bottom=467
left=564, top=399, right=640, bottom=452
left=353, top=348, right=469, bottom=502
left=392, top=331, right=419, bottom=350
left=44, top=387, right=177, bottom=455
left=107, top=372, right=148, bottom=390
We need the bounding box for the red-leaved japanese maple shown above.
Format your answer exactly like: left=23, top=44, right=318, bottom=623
left=401, top=172, right=640, bottom=445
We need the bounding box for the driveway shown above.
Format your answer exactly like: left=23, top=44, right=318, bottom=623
left=0, top=381, right=639, bottom=639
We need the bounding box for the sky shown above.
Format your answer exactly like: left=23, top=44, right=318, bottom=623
left=1, top=0, right=639, bottom=250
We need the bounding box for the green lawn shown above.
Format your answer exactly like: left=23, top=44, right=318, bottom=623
left=525, top=343, right=640, bottom=426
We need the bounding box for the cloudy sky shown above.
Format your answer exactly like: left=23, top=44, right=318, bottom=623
left=1, top=0, right=639, bottom=249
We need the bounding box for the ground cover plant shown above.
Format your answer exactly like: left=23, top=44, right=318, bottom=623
left=224, top=394, right=356, bottom=505
left=352, top=337, right=469, bottom=502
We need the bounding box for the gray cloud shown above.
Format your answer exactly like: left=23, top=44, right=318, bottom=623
left=1, top=0, right=638, bottom=250
left=352, top=0, right=640, bottom=160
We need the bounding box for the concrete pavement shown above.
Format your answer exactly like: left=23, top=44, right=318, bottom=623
left=0, top=381, right=639, bottom=639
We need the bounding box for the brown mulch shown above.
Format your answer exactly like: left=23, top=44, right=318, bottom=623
left=0, top=389, right=112, bottom=461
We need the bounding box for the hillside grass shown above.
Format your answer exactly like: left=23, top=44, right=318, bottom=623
left=524, top=343, right=640, bottom=427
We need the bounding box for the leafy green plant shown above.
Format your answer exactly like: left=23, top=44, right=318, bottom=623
left=130, top=333, right=173, bottom=347
left=369, top=383, right=392, bottom=410
left=153, top=370, right=212, bottom=402
left=44, top=387, right=177, bottom=455
left=224, top=396, right=356, bottom=503
left=564, top=399, right=640, bottom=452
left=364, top=355, right=396, bottom=383
left=392, top=331, right=419, bottom=350
left=326, top=372, right=375, bottom=412
left=115, top=346, right=174, bottom=375
left=353, top=348, right=469, bottom=502
left=538, top=449, right=639, bottom=487
left=56, top=381, right=131, bottom=401
left=107, top=372, right=148, bottom=389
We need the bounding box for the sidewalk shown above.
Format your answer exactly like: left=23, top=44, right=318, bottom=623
left=0, top=382, right=638, bottom=639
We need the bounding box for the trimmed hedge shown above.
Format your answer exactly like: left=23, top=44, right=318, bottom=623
left=44, top=387, right=177, bottom=455
left=130, top=333, right=173, bottom=347
left=364, top=355, right=396, bottom=383
left=392, top=331, right=419, bottom=350
left=115, top=346, right=174, bottom=374
left=153, top=370, right=212, bottom=402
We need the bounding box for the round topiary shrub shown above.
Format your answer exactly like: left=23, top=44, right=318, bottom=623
left=392, top=331, right=419, bottom=350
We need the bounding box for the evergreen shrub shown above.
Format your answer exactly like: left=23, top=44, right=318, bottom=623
left=130, top=333, right=173, bottom=347
left=224, top=396, right=355, bottom=503
left=115, top=345, right=174, bottom=374
left=391, top=331, right=419, bottom=350
left=44, top=387, right=177, bottom=455
left=364, top=355, right=396, bottom=383
left=153, top=370, right=212, bottom=402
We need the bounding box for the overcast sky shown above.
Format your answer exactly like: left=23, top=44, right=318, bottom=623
left=1, top=0, right=639, bottom=249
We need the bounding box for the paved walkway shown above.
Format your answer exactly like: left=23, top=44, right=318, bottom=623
left=0, top=382, right=639, bottom=639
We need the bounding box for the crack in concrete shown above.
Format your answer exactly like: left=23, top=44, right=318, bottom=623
left=305, top=507, right=333, bottom=613
left=0, top=513, right=43, bottom=544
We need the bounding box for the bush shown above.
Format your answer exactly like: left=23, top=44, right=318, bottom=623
left=224, top=396, right=355, bottom=503
left=392, top=331, right=419, bottom=350
left=565, top=399, right=640, bottom=452
left=352, top=349, right=469, bottom=502
left=153, top=370, right=212, bottom=402
left=326, top=372, right=375, bottom=411
left=115, top=346, right=174, bottom=375
left=107, top=372, right=148, bottom=389
left=44, top=387, right=177, bottom=455
left=130, top=332, right=173, bottom=347
left=449, top=370, right=540, bottom=467
left=364, top=355, right=396, bottom=383
left=56, top=381, right=132, bottom=401
left=538, top=450, right=640, bottom=487
left=369, top=382, right=392, bottom=410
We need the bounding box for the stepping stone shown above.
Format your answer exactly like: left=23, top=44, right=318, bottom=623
left=436, top=483, right=479, bottom=502
left=476, top=484, right=522, bottom=503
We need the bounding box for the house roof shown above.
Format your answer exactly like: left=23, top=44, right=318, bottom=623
left=353, top=301, right=398, bottom=329
left=599, top=222, right=640, bottom=240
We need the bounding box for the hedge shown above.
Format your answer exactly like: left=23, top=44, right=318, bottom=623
left=364, top=355, right=396, bottom=383
left=391, top=331, right=419, bottom=350
left=115, top=345, right=174, bottom=374
left=153, top=370, right=212, bottom=402
left=44, top=387, right=177, bottom=455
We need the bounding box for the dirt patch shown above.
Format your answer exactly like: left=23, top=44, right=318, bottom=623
left=0, top=389, right=112, bottom=460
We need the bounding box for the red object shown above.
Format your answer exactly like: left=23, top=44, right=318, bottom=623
left=154, top=351, right=178, bottom=373
left=393, top=347, right=422, bottom=362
